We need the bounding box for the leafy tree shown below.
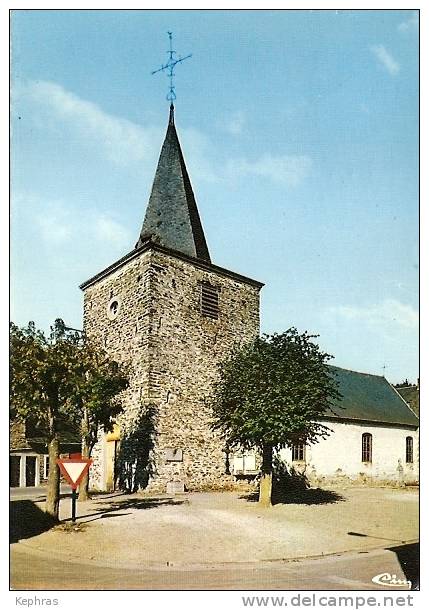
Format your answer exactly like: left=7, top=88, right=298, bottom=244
left=77, top=346, right=129, bottom=501
left=11, top=320, right=82, bottom=519
left=10, top=319, right=128, bottom=517
left=211, top=328, right=341, bottom=507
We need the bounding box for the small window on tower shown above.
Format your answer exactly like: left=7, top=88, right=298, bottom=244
left=200, top=283, right=219, bottom=319
left=107, top=296, right=121, bottom=320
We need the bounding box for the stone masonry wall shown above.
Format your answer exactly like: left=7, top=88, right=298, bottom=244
left=146, top=249, right=260, bottom=491
left=83, top=249, right=153, bottom=490
left=83, top=247, right=261, bottom=491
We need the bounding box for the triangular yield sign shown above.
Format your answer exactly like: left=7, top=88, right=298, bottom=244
left=56, top=459, right=92, bottom=489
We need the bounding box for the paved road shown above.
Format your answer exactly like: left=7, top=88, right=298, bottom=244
left=10, top=485, right=72, bottom=501
left=10, top=543, right=418, bottom=591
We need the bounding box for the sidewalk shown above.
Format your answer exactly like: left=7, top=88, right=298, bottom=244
left=12, top=487, right=418, bottom=569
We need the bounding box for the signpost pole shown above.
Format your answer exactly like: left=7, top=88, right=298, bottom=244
left=71, top=487, right=77, bottom=523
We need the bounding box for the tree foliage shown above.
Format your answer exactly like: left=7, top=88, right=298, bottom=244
left=10, top=319, right=129, bottom=441
left=77, top=343, right=129, bottom=453
left=211, top=328, right=341, bottom=452
left=10, top=318, right=129, bottom=515
left=10, top=319, right=84, bottom=433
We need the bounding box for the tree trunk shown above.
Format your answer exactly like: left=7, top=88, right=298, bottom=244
left=259, top=444, right=273, bottom=507
left=45, top=437, right=60, bottom=520
left=78, top=438, right=90, bottom=502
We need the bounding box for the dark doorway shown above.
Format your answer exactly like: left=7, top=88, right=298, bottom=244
left=25, top=456, right=37, bottom=487
left=10, top=456, right=21, bottom=487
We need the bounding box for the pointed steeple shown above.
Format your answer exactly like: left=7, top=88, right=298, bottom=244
left=136, top=104, right=211, bottom=262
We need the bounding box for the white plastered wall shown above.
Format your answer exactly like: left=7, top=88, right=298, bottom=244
left=278, top=420, right=419, bottom=483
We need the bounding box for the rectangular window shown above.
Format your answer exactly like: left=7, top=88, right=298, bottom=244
left=406, top=437, right=413, bottom=463
left=200, top=283, right=219, bottom=319
left=243, top=453, right=256, bottom=472
left=232, top=452, right=257, bottom=474
left=292, top=443, right=306, bottom=462
left=362, top=433, right=372, bottom=463
left=43, top=455, right=49, bottom=479
left=233, top=454, right=244, bottom=474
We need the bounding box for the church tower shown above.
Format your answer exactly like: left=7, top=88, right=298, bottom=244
left=80, top=104, right=263, bottom=492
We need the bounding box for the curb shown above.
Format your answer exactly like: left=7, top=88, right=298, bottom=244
left=12, top=538, right=419, bottom=573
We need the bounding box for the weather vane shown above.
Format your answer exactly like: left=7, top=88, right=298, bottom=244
left=151, top=32, right=192, bottom=104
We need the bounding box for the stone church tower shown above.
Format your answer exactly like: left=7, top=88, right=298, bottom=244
left=80, top=105, right=263, bottom=492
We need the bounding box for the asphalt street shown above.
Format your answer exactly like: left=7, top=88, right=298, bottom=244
left=10, top=543, right=418, bottom=591
left=10, top=485, right=71, bottom=501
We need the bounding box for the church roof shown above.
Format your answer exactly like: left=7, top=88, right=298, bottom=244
left=135, top=104, right=211, bottom=262
left=326, top=366, right=419, bottom=427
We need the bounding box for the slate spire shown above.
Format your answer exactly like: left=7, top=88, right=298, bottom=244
left=136, top=104, right=211, bottom=262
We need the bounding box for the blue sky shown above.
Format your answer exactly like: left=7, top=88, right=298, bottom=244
left=11, top=9, right=419, bottom=383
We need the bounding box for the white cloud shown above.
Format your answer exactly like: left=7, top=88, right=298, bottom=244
left=16, top=80, right=311, bottom=188
left=398, top=12, right=418, bottom=33
left=227, top=154, right=312, bottom=187
left=17, top=80, right=158, bottom=165
left=94, top=214, right=131, bottom=248
left=12, top=194, right=73, bottom=246
left=13, top=192, right=131, bottom=250
left=180, top=127, right=218, bottom=183
left=224, top=111, right=246, bottom=135
left=330, top=299, right=418, bottom=330
left=16, top=80, right=221, bottom=183
left=37, top=203, right=73, bottom=246
left=370, top=45, right=400, bottom=76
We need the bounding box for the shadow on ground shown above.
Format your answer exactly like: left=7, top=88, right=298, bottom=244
left=387, top=542, right=419, bottom=590
left=241, top=459, right=346, bottom=505
left=10, top=500, right=58, bottom=543
left=11, top=494, right=188, bottom=538
left=241, top=488, right=345, bottom=505
left=72, top=495, right=187, bottom=523
left=347, top=531, right=409, bottom=544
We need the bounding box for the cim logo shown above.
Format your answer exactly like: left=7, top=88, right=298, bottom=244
left=372, top=573, right=412, bottom=589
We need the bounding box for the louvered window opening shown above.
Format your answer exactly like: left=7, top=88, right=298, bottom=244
left=406, top=436, right=413, bottom=463
left=201, top=284, right=219, bottom=319
left=362, top=433, right=372, bottom=463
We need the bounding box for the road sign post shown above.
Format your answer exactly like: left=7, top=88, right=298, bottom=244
left=56, top=458, right=93, bottom=523
left=71, top=488, right=77, bottom=522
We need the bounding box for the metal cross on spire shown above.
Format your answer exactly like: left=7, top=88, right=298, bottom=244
left=151, top=32, right=192, bottom=104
